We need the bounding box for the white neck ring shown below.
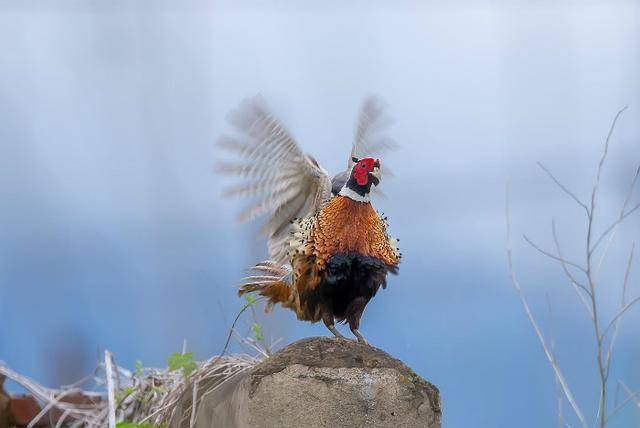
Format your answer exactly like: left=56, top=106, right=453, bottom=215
left=338, top=186, right=370, bottom=203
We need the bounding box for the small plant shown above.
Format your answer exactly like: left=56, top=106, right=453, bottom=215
left=246, top=295, right=270, bottom=354
left=115, top=386, right=136, bottom=406
left=167, top=352, right=197, bottom=379
left=135, top=359, right=144, bottom=377
left=251, top=322, right=264, bottom=341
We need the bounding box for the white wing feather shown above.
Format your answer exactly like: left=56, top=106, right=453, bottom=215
left=217, top=96, right=332, bottom=264
left=349, top=96, right=398, bottom=169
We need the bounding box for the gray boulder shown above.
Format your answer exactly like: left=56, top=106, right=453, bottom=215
left=181, top=337, right=441, bottom=428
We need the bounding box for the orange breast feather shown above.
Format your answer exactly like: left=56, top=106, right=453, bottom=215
left=311, top=196, right=399, bottom=269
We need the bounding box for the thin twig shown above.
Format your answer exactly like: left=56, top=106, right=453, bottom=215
left=506, top=186, right=588, bottom=428
left=189, top=380, right=198, bottom=428
left=589, top=104, right=630, bottom=258
left=538, top=162, right=590, bottom=214
left=595, top=106, right=628, bottom=184
left=620, top=381, right=640, bottom=408
left=607, top=381, right=640, bottom=423
left=210, top=297, right=265, bottom=368
left=546, top=295, right=566, bottom=428
left=604, top=243, right=634, bottom=381
left=601, top=295, right=640, bottom=340
left=591, top=202, right=640, bottom=254
left=596, top=166, right=640, bottom=274
left=26, top=389, right=75, bottom=428
left=607, top=390, right=640, bottom=422
left=104, top=351, right=116, bottom=428
left=551, top=221, right=593, bottom=316
left=54, top=409, right=72, bottom=428
left=0, top=364, right=102, bottom=418
left=583, top=108, right=631, bottom=428
left=511, top=107, right=635, bottom=428
left=523, top=234, right=588, bottom=273
left=60, top=367, right=100, bottom=391
left=137, top=396, right=181, bottom=424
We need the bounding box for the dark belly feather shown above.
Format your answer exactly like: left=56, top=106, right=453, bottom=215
left=301, top=252, right=397, bottom=322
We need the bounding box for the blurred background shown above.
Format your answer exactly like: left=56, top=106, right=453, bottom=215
left=1, top=1, right=639, bottom=426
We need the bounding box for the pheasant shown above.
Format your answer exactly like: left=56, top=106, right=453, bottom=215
left=217, top=96, right=401, bottom=344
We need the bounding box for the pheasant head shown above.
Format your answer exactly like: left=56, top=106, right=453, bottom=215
left=338, top=157, right=381, bottom=202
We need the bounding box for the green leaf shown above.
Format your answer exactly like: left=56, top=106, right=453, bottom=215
left=135, top=360, right=144, bottom=377
left=245, top=295, right=256, bottom=306
left=251, top=322, right=264, bottom=341
left=115, top=386, right=136, bottom=405
left=167, top=352, right=197, bottom=378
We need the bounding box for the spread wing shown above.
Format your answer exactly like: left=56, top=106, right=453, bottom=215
left=217, top=96, right=332, bottom=265
left=349, top=96, right=398, bottom=169
left=331, top=96, right=398, bottom=195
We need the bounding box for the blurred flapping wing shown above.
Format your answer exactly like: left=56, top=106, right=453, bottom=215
left=217, top=96, right=332, bottom=264
left=328, top=96, right=398, bottom=196
left=349, top=96, right=398, bottom=170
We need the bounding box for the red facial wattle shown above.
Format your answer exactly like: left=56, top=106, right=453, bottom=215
left=353, top=158, right=376, bottom=186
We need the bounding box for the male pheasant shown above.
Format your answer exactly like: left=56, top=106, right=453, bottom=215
left=217, top=96, right=401, bottom=343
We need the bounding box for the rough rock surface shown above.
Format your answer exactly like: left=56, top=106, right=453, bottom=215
left=181, top=337, right=441, bottom=428
left=0, top=376, right=9, bottom=428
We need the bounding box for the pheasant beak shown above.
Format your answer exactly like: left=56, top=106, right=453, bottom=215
left=370, top=166, right=381, bottom=186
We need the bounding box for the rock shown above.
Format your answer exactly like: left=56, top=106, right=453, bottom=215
left=0, top=376, right=9, bottom=428
left=180, top=337, right=441, bottom=428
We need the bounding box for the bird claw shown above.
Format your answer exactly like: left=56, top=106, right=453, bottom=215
left=352, top=329, right=369, bottom=345
left=326, top=324, right=345, bottom=339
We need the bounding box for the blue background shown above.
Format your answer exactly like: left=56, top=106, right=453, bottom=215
left=1, top=1, right=639, bottom=426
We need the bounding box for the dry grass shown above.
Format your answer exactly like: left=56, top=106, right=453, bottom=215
left=0, top=298, right=273, bottom=427
left=0, top=349, right=264, bottom=427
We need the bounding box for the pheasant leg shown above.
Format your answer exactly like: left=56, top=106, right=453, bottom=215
left=347, top=296, right=369, bottom=345
left=351, top=328, right=369, bottom=345
left=322, top=314, right=344, bottom=339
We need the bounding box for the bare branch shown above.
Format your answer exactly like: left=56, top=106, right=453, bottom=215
left=596, top=165, right=640, bottom=273
left=538, top=162, right=590, bottom=214
left=607, top=390, right=640, bottom=422
left=511, top=107, right=632, bottom=428
left=607, top=381, right=640, bottom=422
left=551, top=221, right=594, bottom=316
left=604, top=243, right=634, bottom=380
left=602, top=295, right=640, bottom=340
left=104, top=351, right=116, bottom=428
left=546, top=295, right=567, bottom=428
left=590, top=105, right=630, bottom=238
left=589, top=105, right=632, bottom=256
left=26, top=389, right=75, bottom=428
left=0, top=364, right=102, bottom=420
left=620, top=381, right=640, bottom=409
left=189, top=380, right=198, bottom=428
left=591, top=201, right=640, bottom=254
left=506, top=186, right=588, bottom=428
left=594, top=106, right=628, bottom=189
left=54, top=409, right=72, bottom=428
left=523, top=234, right=588, bottom=274
left=583, top=107, right=630, bottom=428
